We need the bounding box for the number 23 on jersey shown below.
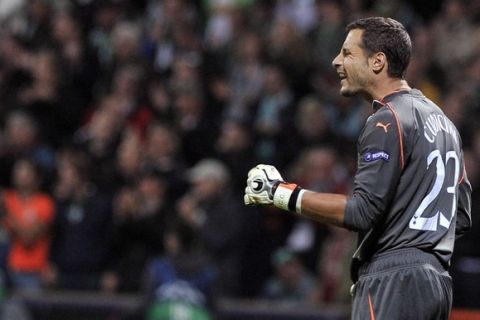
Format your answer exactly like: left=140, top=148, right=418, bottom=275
left=409, top=149, right=460, bottom=231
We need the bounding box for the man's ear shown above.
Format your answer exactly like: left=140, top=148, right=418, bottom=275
left=371, top=52, right=386, bottom=74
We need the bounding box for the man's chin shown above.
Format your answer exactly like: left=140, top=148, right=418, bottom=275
left=340, top=87, right=357, bottom=97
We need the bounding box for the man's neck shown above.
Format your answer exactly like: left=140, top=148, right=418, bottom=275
left=368, top=78, right=411, bottom=102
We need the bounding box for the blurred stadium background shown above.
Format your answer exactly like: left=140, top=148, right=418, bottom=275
left=0, top=0, right=478, bottom=319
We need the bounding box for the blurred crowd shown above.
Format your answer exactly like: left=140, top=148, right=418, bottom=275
left=0, top=0, right=478, bottom=318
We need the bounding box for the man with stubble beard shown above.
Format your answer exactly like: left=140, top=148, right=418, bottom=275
left=244, top=17, right=472, bottom=319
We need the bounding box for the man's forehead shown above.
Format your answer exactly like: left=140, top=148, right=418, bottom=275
left=343, top=29, right=364, bottom=49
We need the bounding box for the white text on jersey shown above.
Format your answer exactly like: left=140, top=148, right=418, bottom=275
left=424, top=114, right=458, bottom=145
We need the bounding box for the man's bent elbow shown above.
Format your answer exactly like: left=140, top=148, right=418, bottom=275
left=344, top=194, right=378, bottom=232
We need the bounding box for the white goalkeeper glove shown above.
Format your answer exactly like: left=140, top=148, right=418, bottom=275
left=244, top=164, right=283, bottom=205
left=244, top=164, right=304, bottom=213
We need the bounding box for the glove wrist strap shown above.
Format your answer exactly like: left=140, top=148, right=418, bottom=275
left=273, top=182, right=302, bottom=213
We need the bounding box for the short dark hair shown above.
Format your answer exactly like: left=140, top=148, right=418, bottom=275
left=346, top=17, right=412, bottom=78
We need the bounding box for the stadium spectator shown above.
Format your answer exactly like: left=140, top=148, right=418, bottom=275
left=286, top=147, right=353, bottom=274
left=172, top=85, right=219, bottom=166
left=51, top=9, right=99, bottom=136
left=225, top=31, right=266, bottom=121
left=432, top=0, right=480, bottom=84
left=110, top=169, right=174, bottom=292
left=267, top=17, right=313, bottom=96
left=21, top=0, right=54, bottom=49
left=3, top=157, right=54, bottom=291
left=314, top=226, right=355, bottom=304
left=313, top=0, right=345, bottom=70
left=177, top=159, right=245, bottom=297
left=146, top=77, right=175, bottom=123
left=215, top=118, right=256, bottom=194
left=73, top=96, right=124, bottom=191
left=88, top=0, right=120, bottom=71
left=143, top=220, right=216, bottom=320
left=47, top=148, right=114, bottom=291
left=143, top=121, right=187, bottom=201
left=253, top=64, right=296, bottom=167
left=293, top=96, right=337, bottom=149
left=0, top=111, right=55, bottom=186
left=113, top=129, right=144, bottom=188
left=261, top=247, right=316, bottom=303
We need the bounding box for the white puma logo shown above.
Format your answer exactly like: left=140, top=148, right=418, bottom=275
left=376, top=122, right=391, bottom=133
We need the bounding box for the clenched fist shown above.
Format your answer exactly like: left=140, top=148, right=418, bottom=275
left=244, top=164, right=283, bottom=206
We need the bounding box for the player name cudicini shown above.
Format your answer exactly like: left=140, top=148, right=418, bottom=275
left=423, top=113, right=459, bottom=144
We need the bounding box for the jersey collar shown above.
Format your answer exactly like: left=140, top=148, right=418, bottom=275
left=372, top=99, right=385, bottom=111
left=380, top=88, right=411, bottom=103
left=372, top=89, right=412, bottom=111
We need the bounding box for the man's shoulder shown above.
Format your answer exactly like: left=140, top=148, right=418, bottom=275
left=378, top=89, right=438, bottom=129
left=386, top=89, right=439, bottom=113
left=367, top=102, right=401, bottom=130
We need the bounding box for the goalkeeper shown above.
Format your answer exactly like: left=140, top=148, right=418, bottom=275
left=244, top=17, right=471, bottom=320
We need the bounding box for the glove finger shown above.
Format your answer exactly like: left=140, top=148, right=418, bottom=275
left=248, top=167, right=264, bottom=180
left=247, top=167, right=260, bottom=178
left=245, top=190, right=261, bottom=205
left=245, top=186, right=258, bottom=199
left=244, top=194, right=254, bottom=205
left=257, top=164, right=283, bottom=181
left=257, top=190, right=273, bottom=204
left=256, top=164, right=273, bottom=172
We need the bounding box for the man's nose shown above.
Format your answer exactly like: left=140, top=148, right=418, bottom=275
left=332, top=53, right=341, bottom=69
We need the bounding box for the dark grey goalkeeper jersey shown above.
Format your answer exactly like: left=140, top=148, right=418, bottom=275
left=344, top=89, right=472, bottom=271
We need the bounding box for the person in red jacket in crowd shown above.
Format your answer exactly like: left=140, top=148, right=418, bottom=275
left=3, top=157, right=55, bottom=291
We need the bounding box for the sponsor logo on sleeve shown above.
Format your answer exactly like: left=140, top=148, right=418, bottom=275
left=364, top=151, right=390, bottom=162
left=375, top=122, right=391, bottom=133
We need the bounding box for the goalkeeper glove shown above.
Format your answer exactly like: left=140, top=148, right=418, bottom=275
left=244, top=164, right=304, bottom=213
